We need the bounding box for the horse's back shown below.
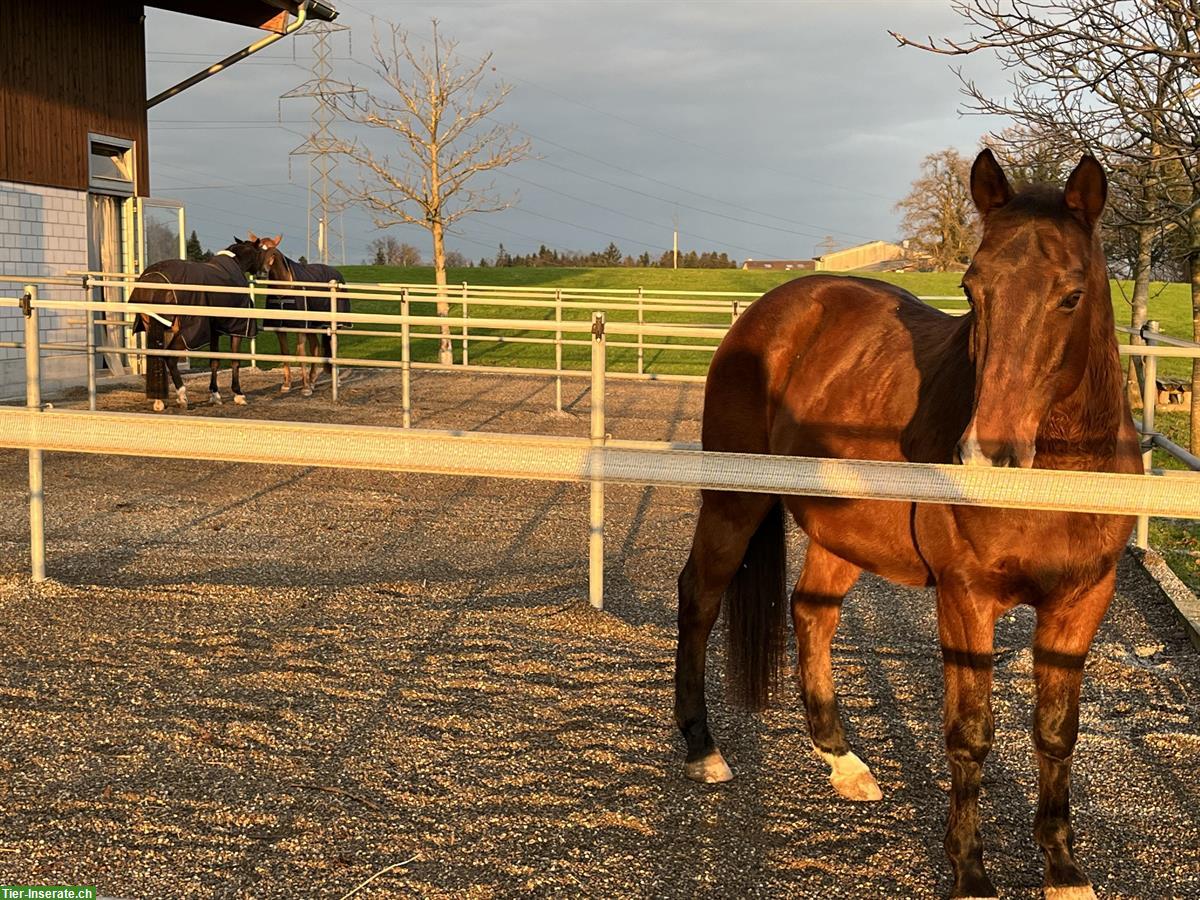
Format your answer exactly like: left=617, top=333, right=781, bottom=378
left=704, top=275, right=962, bottom=455
left=702, top=275, right=969, bottom=585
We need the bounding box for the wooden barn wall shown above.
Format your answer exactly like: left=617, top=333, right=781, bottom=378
left=0, top=0, right=149, bottom=194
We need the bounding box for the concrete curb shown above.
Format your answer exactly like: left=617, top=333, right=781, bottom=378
left=1131, top=545, right=1200, bottom=650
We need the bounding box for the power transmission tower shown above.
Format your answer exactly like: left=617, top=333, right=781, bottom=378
left=280, top=20, right=361, bottom=264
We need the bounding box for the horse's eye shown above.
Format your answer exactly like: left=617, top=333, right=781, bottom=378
left=1059, top=291, right=1082, bottom=311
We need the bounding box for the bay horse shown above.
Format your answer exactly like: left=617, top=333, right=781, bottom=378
left=676, top=151, right=1140, bottom=899
left=259, top=238, right=349, bottom=397
left=132, top=236, right=271, bottom=410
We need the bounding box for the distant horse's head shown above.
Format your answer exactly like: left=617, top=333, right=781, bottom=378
left=955, top=149, right=1110, bottom=468
left=249, top=232, right=290, bottom=281
left=225, top=232, right=282, bottom=276
left=224, top=232, right=278, bottom=277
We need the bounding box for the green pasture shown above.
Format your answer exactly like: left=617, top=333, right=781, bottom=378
left=245, top=263, right=1195, bottom=387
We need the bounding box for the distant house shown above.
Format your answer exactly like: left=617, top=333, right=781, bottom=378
left=741, top=259, right=816, bottom=271
left=813, top=240, right=906, bottom=272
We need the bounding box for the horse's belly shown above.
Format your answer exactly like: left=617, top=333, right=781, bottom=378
left=786, top=496, right=932, bottom=586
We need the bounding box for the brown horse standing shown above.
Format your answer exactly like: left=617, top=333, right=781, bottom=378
left=676, top=151, right=1141, bottom=899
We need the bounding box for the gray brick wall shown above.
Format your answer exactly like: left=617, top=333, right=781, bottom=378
left=0, top=180, right=91, bottom=400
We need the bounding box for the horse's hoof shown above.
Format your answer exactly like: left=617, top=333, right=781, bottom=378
left=301, top=387, right=313, bottom=398
left=830, top=769, right=883, bottom=802
left=234, top=394, right=247, bottom=406
left=1045, top=887, right=1096, bottom=900
left=684, top=751, right=733, bottom=784
left=210, top=392, right=222, bottom=405
left=818, top=749, right=883, bottom=802
left=176, top=390, right=188, bottom=409
left=280, top=384, right=291, bottom=394
left=152, top=400, right=165, bottom=412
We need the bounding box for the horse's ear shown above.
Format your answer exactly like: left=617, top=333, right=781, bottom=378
left=271, top=234, right=282, bottom=247
left=1064, top=154, right=1107, bottom=230
left=247, top=230, right=259, bottom=242
left=232, top=235, right=241, bottom=245
left=971, top=149, right=1014, bottom=216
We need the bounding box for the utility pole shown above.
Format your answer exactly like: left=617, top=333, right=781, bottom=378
left=280, top=20, right=361, bottom=264
left=672, top=212, right=679, bottom=270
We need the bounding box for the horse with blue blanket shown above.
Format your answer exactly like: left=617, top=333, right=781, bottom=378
left=259, top=237, right=349, bottom=396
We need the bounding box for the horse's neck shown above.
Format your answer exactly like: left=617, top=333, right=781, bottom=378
left=1040, top=264, right=1127, bottom=462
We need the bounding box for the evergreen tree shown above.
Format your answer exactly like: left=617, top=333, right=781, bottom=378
left=185, top=230, right=206, bottom=262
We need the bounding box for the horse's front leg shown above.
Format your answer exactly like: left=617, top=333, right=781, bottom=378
left=277, top=330, right=292, bottom=392
left=209, top=334, right=222, bottom=405
left=937, top=575, right=1001, bottom=899
left=230, top=335, right=246, bottom=404
left=1032, top=573, right=1113, bottom=900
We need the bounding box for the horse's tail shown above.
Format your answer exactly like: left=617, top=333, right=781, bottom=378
left=725, top=499, right=789, bottom=711
left=144, top=306, right=169, bottom=401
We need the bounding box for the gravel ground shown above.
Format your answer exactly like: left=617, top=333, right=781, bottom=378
left=0, top=367, right=1198, bottom=899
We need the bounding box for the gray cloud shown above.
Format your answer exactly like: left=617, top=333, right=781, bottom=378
left=146, top=1, right=1014, bottom=264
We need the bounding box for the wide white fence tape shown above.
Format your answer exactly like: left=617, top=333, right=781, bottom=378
left=0, top=407, right=1195, bottom=519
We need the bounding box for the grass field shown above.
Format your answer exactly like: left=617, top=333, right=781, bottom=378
left=243, top=266, right=1200, bottom=383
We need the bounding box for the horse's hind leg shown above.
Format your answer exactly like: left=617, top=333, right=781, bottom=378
left=230, top=335, right=246, bottom=404
left=676, top=491, right=775, bottom=784
left=1031, top=574, right=1112, bottom=900
left=299, top=333, right=314, bottom=397
left=791, top=541, right=881, bottom=802
left=209, top=334, right=223, bottom=404
left=166, top=336, right=187, bottom=409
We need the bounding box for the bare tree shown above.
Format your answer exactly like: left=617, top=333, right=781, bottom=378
left=895, top=148, right=979, bottom=271
left=891, top=0, right=1200, bottom=451
left=334, top=21, right=531, bottom=363
left=368, top=235, right=424, bottom=266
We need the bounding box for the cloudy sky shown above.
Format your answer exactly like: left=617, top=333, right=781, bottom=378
left=145, top=0, right=1010, bottom=265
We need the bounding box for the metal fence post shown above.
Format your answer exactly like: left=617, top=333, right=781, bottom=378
left=329, top=279, right=339, bottom=403
left=401, top=288, right=411, bottom=428
left=84, top=290, right=96, bottom=411
left=637, top=286, right=644, bottom=376
left=247, top=274, right=258, bottom=369
left=461, top=281, right=469, bottom=366
left=23, top=285, right=46, bottom=583
left=589, top=311, right=606, bottom=610
left=1136, top=320, right=1160, bottom=549
left=732, top=300, right=740, bottom=323
left=555, top=289, right=563, bottom=412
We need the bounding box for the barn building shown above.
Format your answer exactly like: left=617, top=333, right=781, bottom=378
left=0, top=0, right=337, bottom=399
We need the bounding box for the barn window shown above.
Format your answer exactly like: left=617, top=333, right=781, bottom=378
left=88, top=135, right=135, bottom=196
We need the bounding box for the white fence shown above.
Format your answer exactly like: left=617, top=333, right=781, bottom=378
left=1, top=276, right=1198, bottom=607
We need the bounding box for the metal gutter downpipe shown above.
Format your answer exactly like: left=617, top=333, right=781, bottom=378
left=146, top=2, right=313, bottom=109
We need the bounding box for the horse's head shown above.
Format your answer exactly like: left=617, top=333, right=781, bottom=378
left=955, top=149, right=1109, bottom=468
left=225, top=232, right=282, bottom=277
left=247, top=231, right=289, bottom=280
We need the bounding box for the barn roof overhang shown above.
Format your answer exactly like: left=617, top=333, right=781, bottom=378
left=145, top=1, right=339, bottom=108
left=146, top=1, right=338, bottom=33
